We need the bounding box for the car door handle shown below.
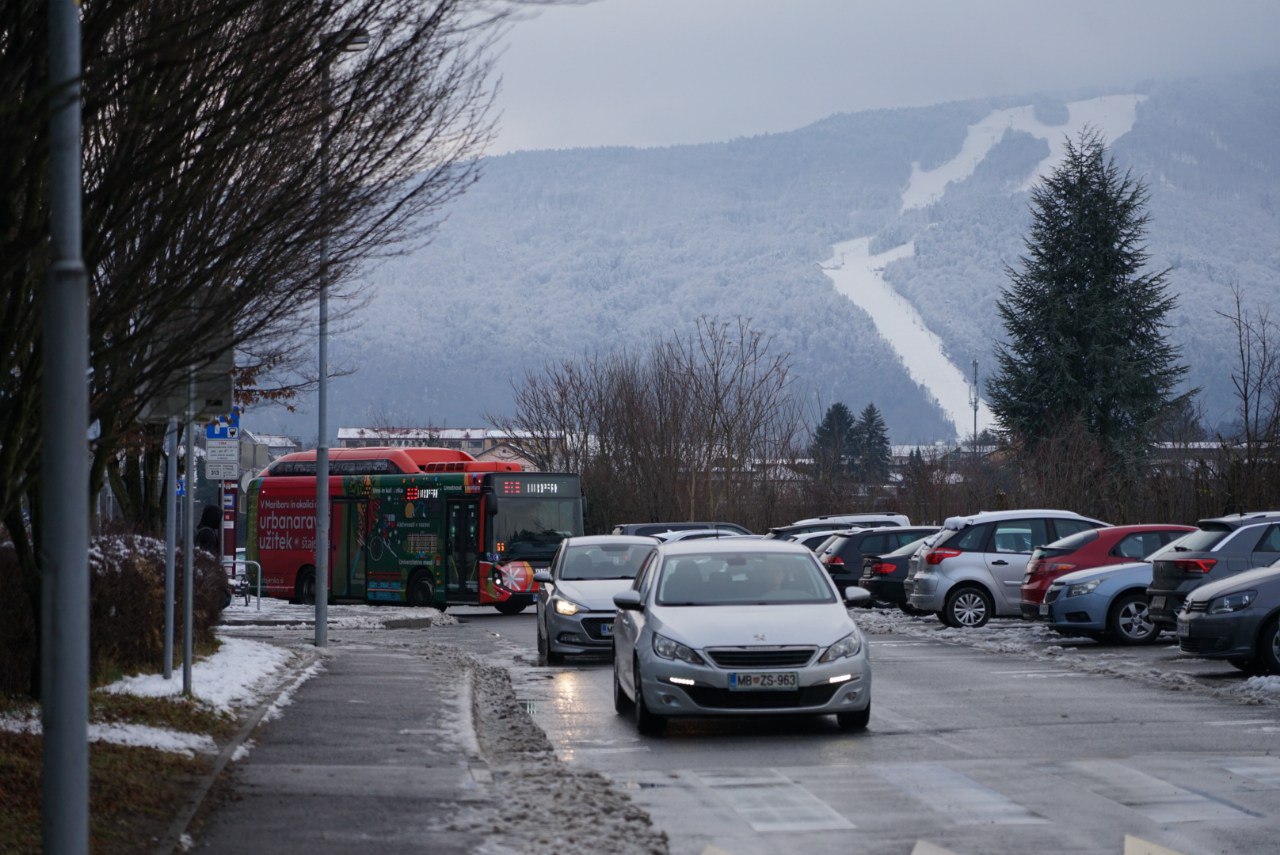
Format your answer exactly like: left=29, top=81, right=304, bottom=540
left=992, top=559, right=1009, bottom=566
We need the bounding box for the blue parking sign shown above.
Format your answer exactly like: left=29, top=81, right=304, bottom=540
left=206, top=408, right=240, bottom=440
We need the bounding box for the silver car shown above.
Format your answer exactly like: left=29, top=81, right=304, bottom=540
left=533, top=535, right=658, bottom=664
left=611, top=539, right=873, bottom=735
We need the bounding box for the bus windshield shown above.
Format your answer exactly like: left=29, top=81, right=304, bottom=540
left=492, top=497, right=583, bottom=564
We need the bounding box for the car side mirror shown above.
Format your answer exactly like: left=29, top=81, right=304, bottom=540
left=843, top=586, right=872, bottom=607
left=533, top=570, right=552, bottom=584
left=613, top=590, right=643, bottom=611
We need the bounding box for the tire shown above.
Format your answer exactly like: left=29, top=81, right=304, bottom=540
left=633, top=658, right=666, bottom=735
left=612, top=661, right=631, bottom=715
left=494, top=599, right=527, bottom=616
left=944, top=585, right=992, bottom=629
left=836, top=701, right=871, bottom=732
left=295, top=568, right=316, bottom=605
left=407, top=571, right=435, bottom=607
left=1257, top=616, right=1280, bottom=675
left=537, top=619, right=563, bottom=665
left=1107, top=592, right=1161, bottom=645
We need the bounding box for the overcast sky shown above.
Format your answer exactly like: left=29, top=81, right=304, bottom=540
left=490, top=0, right=1280, bottom=153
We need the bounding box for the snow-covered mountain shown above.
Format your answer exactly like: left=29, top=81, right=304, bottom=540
left=250, top=67, right=1280, bottom=445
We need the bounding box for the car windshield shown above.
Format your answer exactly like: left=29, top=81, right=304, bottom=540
left=560, top=544, right=654, bottom=581
left=655, top=552, right=836, bottom=606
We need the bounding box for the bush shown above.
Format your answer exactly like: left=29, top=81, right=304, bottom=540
left=0, top=536, right=226, bottom=698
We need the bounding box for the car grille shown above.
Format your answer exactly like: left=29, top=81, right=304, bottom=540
left=1178, top=635, right=1230, bottom=654
left=1182, top=600, right=1208, bottom=614
left=683, top=683, right=841, bottom=710
left=706, top=647, right=816, bottom=668
left=580, top=617, right=613, bottom=640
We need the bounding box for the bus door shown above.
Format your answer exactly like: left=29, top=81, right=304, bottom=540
left=445, top=498, right=481, bottom=603
left=334, top=496, right=372, bottom=598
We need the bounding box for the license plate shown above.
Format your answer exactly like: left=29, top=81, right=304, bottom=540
left=1150, top=596, right=1165, bottom=611
left=600, top=622, right=613, bottom=637
left=729, top=671, right=798, bottom=691
left=1176, top=618, right=1189, bottom=636
left=1039, top=602, right=1049, bottom=617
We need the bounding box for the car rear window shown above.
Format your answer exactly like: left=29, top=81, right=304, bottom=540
left=1171, top=527, right=1231, bottom=552
left=1044, top=528, right=1099, bottom=552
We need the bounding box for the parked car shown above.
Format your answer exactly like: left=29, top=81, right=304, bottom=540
left=762, top=512, right=911, bottom=539
left=818, top=526, right=939, bottom=593
left=859, top=531, right=946, bottom=612
left=612, top=521, right=752, bottom=536
left=1176, top=563, right=1280, bottom=673
left=1043, top=561, right=1164, bottom=645
left=905, top=509, right=1107, bottom=628
left=789, top=529, right=848, bottom=552
left=532, top=535, right=658, bottom=664
left=651, top=528, right=751, bottom=543
left=1146, top=512, right=1280, bottom=629
left=610, top=539, right=873, bottom=735
left=1019, top=524, right=1194, bottom=619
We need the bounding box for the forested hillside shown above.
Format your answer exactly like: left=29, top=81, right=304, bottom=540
left=257, top=67, right=1280, bottom=444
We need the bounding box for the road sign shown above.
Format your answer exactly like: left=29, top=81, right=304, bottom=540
left=206, top=409, right=240, bottom=440
left=206, top=462, right=238, bottom=480
left=206, top=438, right=239, bottom=463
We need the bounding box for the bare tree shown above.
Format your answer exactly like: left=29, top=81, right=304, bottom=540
left=1216, top=286, right=1280, bottom=512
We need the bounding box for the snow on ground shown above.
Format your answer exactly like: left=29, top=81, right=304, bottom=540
left=901, top=94, right=1147, bottom=211
left=821, top=237, right=996, bottom=434
left=0, top=599, right=453, bottom=755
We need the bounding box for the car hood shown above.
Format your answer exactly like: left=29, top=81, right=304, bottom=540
left=554, top=578, right=636, bottom=611
left=1052, top=561, right=1150, bottom=588
left=653, top=603, right=855, bottom=648
left=1186, top=564, right=1280, bottom=603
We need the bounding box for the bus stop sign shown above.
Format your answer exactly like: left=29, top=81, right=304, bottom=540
left=206, top=409, right=239, bottom=440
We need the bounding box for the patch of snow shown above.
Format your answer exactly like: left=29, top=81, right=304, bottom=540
left=101, top=637, right=295, bottom=714
left=222, top=594, right=457, bottom=629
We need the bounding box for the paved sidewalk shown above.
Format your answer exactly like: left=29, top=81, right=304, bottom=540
left=191, top=640, right=492, bottom=854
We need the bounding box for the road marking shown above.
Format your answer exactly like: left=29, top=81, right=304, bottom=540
left=875, top=763, right=1046, bottom=825
left=1124, top=834, right=1188, bottom=855
left=1205, top=719, right=1275, bottom=727
left=1066, top=760, right=1254, bottom=822
left=1222, top=757, right=1280, bottom=787
left=990, top=668, right=1082, bottom=679
left=697, top=768, right=854, bottom=832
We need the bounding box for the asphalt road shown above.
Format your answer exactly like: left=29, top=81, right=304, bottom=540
left=447, top=607, right=1280, bottom=855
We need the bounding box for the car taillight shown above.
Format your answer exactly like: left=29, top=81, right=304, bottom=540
left=925, top=547, right=962, bottom=565
left=825, top=556, right=845, bottom=567
left=872, top=562, right=895, bottom=575
left=1047, top=562, right=1076, bottom=574
left=1173, top=558, right=1217, bottom=574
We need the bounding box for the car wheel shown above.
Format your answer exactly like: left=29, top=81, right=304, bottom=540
left=494, top=599, right=527, bottom=615
left=836, top=701, right=871, bottom=732
left=944, top=585, right=992, bottom=628
left=1258, top=617, right=1280, bottom=674
left=632, top=658, right=666, bottom=736
left=406, top=571, right=435, bottom=607
left=612, top=661, right=631, bottom=715
left=539, top=619, right=563, bottom=665
left=1107, top=592, right=1161, bottom=645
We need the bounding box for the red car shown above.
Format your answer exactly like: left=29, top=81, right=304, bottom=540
left=1019, top=524, right=1194, bottom=620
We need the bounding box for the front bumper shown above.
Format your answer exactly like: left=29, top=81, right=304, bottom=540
left=546, top=608, right=616, bottom=655
left=1044, top=587, right=1107, bottom=633
left=1175, top=609, right=1259, bottom=660
left=636, top=649, right=871, bottom=717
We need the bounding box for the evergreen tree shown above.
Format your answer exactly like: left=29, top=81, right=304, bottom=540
left=852, top=403, right=892, bottom=483
left=810, top=403, right=857, bottom=479
left=987, top=129, right=1187, bottom=465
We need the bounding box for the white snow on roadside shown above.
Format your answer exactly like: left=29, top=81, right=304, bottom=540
left=101, top=636, right=294, bottom=714
left=821, top=237, right=997, bottom=434
left=901, top=94, right=1147, bottom=211
left=221, top=594, right=457, bottom=629
left=86, top=722, right=216, bottom=758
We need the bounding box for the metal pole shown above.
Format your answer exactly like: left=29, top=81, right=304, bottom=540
left=183, top=392, right=195, bottom=695
left=163, top=417, right=177, bottom=679
left=43, top=0, right=89, bottom=849
left=315, top=58, right=332, bottom=648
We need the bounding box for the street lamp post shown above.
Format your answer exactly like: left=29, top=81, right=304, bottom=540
left=316, top=27, right=368, bottom=647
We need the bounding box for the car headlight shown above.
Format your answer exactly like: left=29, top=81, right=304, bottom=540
left=1065, top=579, right=1101, bottom=598
left=652, top=633, right=705, bottom=664
left=553, top=597, right=583, bottom=616
left=1207, top=590, right=1256, bottom=614
left=819, top=629, right=863, bottom=662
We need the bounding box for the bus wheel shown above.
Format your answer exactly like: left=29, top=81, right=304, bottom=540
left=296, top=568, right=316, bottom=605
left=407, top=571, right=435, bottom=608
left=494, top=599, right=526, bottom=616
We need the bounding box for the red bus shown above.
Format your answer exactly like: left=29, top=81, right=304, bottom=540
left=245, top=446, right=584, bottom=613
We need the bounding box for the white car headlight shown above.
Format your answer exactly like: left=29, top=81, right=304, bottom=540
left=652, top=633, right=704, bottom=664
left=819, top=629, right=863, bottom=663
left=1065, top=579, right=1101, bottom=598
left=1208, top=590, right=1256, bottom=614
left=553, top=597, right=582, bottom=616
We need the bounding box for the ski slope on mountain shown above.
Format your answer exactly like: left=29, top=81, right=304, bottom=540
left=829, top=95, right=1145, bottom=437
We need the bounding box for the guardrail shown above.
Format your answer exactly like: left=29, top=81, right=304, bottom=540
left=229, top=558, right=263, bottom=609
